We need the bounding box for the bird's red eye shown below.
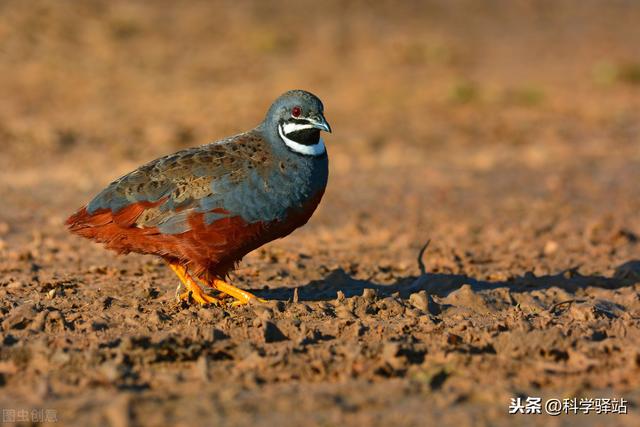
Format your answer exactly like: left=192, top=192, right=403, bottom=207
left=291, top=106, right=302, bottom=117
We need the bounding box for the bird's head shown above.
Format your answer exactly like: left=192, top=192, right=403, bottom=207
left=264, top=90, right=331, bottom=157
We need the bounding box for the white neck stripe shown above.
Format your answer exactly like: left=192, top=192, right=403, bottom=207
left=282, top=122, right=317, bottom=134
left=278, top=124, right=326, bottom=156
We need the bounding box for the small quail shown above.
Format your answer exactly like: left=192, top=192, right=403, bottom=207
left=67, top=90, right=331, bottom=306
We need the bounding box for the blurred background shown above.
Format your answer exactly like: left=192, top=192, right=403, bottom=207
left=1, top=0, right=639, bottom=276
left=0, top=2, right=640, bottom=425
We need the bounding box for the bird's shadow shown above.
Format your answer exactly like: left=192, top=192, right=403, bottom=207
left=256, top=260, right=640, bottom=302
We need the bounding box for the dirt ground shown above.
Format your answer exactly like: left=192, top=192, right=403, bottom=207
left=1, top=1, right=640, bottom=426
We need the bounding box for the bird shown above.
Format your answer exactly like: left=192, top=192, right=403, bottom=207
left=66, top=89, right=331, bottom=306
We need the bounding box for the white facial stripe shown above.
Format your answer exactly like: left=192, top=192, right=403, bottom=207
left=278, top=124, right=326, bottom=156
left=282, top=122, right=317, bottom=134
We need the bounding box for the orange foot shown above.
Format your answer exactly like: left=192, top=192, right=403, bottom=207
left=168, top=263, right=221, bottom=306
left=201, top=277, right=266, bottom=306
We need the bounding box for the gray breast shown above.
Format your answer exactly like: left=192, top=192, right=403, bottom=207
left=200, top=155, right=328, bottom=224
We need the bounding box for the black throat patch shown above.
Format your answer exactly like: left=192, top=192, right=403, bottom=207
left=286, top=128, right=320, bottom=146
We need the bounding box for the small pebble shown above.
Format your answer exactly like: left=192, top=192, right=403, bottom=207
left=362, top=288, right=377, bottom=302
left=409, top=291, right=429, bottom=311
left=543, top=240, right=558, bottom=255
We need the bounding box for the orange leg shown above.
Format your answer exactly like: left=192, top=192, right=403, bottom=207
left=168, top=263, right=220, bottom=306
left=199, top=277, right=266, bottom=306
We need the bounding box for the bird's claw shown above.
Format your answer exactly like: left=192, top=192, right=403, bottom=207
left=177, top=288, right=221, bottom=306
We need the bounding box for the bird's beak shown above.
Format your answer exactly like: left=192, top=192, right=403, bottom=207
left=309, top=114, right=332, bottom=133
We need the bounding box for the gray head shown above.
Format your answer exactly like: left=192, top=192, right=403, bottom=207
left=263, top=90, right=331, bottom=157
